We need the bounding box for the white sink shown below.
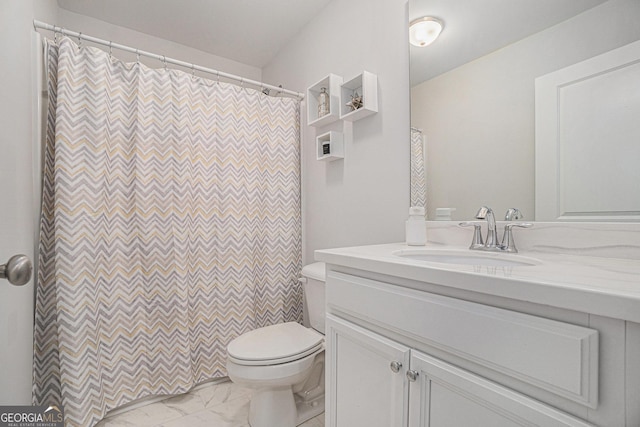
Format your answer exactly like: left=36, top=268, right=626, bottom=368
left=392, top=249, right=539, bottom=267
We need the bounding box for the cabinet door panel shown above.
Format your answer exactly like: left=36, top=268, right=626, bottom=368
left=429, top=382, right=526, bottom=427
left=408, top=351, right=594, bottom=427
left=326, top=314, right=410, bottom=427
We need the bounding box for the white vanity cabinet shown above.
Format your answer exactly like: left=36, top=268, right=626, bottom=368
left=324, top=269, right=609, bottom=427
left=327, top=313, right=594, bottom=427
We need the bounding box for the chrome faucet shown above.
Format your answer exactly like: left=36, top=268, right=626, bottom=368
left=474, top=206, right=500, bottom=249
left=459, top=206, right=532, bottom=253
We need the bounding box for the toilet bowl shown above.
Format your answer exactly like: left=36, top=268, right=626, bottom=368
left=226, top=262, right=326, bottom=427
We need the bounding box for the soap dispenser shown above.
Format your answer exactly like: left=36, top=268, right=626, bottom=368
left=406, top=206, right=427, bottom=246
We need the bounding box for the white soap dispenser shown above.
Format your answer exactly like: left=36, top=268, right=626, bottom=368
left=406, top=206, right=427, bottom=246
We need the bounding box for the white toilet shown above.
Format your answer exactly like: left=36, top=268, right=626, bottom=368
left=226, top=262, right=326, bottom=427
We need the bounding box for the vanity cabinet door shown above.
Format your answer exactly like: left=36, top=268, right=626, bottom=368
left=326, top=314, right=410, bottom=427
left=407, top=350, right=594, bottom=427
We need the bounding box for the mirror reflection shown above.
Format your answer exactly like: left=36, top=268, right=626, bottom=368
left=409, top=0, right=640, bottom=221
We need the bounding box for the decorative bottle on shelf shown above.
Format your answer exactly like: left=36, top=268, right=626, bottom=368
left=318, top=87, right=330, bottom=117
left=406, top=206, right=427, bottom=246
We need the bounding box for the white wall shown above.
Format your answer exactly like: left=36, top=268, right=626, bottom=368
left=411, top=0, right=640, bottom=221
left=34, top=0, right=58, bottom=23
left=0, top=0, right=57, bottom=404
left=263, top=0, right=411, bottom=264
left=56, top=9, right=262, bottom=81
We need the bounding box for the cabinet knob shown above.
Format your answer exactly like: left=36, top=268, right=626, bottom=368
left=389, top=361, right=402, bottom=373
left=406, top=370, right=418, bottom=382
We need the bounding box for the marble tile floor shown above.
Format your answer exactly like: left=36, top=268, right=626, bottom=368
left=94, top=379, right=324, bottom=427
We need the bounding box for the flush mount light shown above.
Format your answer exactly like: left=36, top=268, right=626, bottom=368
left=409, top=17, right=444, bottom=47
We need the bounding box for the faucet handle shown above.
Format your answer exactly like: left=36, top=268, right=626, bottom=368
left=504, top=208, right=524, bottom=221
left=501, top=222, right=533, bottom=253
left=504, top=208, right=523, bottom=221
left=504, top=222, right=533, bottom=230
left=459, top=221, right=484, bottom=249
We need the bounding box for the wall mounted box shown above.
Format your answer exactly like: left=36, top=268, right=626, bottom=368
left=307, top=74, right=343, bottom=127
left=316, top=131, right=344, bottom=161
left=339, top=70, right=378, bottom=122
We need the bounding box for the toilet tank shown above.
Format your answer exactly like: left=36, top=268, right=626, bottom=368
left=301, top=262, right=326, bottom=334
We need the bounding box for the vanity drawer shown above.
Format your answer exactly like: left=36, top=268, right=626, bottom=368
left=326, top=270, right=599, bottom=408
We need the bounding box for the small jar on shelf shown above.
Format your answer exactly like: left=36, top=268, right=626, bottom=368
left=316, top=131, right=344, bottom=162
left=306, top=74, right=343, bottom=127
left=318, top=87, right=330, bottom=118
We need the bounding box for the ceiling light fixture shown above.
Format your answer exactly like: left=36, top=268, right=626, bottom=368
left=409, top=17, right=444, bottom=47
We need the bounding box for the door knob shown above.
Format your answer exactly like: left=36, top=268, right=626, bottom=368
left=390, top=361, right=402, bottom=373
left=1, top=255, right=32, bottom=286
left=406, top=370, right=418, bottom=382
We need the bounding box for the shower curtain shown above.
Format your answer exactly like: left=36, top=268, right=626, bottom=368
left=410, top=128, right=426, bottom=208
left=33, top=37, right=301, bottom=427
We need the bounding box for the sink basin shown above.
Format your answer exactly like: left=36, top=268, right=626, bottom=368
left=392, top=249, right=539, bottom=267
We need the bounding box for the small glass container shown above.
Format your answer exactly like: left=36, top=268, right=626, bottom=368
left=318, top=87, right=330, bottom=117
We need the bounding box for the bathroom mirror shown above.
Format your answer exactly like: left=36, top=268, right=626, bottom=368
left=409, top=0, right=640, bottom=221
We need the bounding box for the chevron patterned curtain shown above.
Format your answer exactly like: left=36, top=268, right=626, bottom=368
left=410, top=128, right=426, bottom=208
left=33, top=37, right=301, bottom=427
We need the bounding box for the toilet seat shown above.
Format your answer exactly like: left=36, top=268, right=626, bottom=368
left=228, top=322, right=324, bottom=366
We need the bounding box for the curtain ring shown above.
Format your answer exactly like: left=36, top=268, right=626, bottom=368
left=216, top=71, right=220, bottom=84
left=109, top=41, right=113, bottom=59
left=240, top=78, right=244, bottom=88
left=53, top=26, right=58, bottom=43
left=191, top=64, right=195, bottom=79
left=77, top=32, right=82, bottom=48
left=136, top=49, right=140, bottom=63
left=162, top=55, right=167, bottom=70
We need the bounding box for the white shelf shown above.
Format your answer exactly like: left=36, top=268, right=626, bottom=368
left=307, top=74, right=343, bottom=127
left=339, top=71, right=378, bottom=122
left=316, top=131, right=344, bottom=161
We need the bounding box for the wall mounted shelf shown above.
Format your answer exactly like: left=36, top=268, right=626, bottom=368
left=307, top=74, right=343, bottom=127
left=339, top=71, right=378, bottom=122
left=316, top=131, right=344, bottom=161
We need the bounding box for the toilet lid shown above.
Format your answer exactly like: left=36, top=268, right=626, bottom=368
left=301, top=262, right=325, bottom=281
left=228, top=322, right=324, bottom=365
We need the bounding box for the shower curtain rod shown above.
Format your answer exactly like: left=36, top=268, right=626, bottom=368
left=33, top=20, right=304, bottom=99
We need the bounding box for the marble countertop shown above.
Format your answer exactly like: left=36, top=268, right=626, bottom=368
left=315, top=242, right=640, bottom=323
